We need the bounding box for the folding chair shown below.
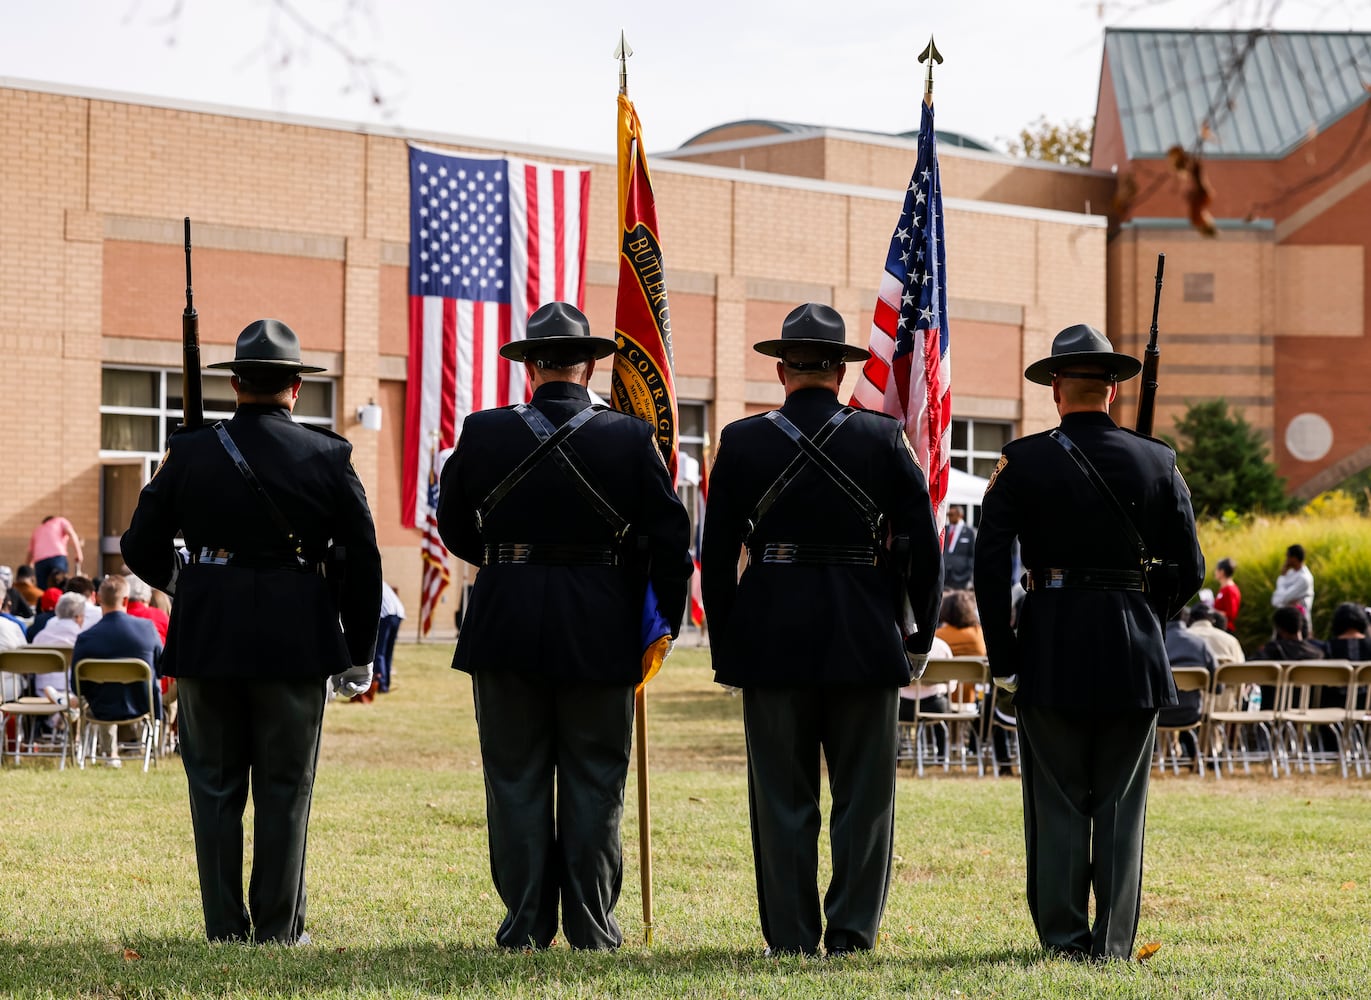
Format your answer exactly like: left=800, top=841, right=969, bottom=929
left=0, top=647, right=77, bottom=768
left=1278, top=661, right=1354, bottom=778
left=909, top=657, right=987, bottom=777
left=1207, top=661, right=1282, bottom=778
left=1155, top=665, right=1211, bottom=776
left=72, top=658, right=159, bottom=772
left=1351, top=662, right=1371, bottom=779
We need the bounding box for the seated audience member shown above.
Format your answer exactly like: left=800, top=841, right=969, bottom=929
left=2, top=565, right=34, bottom=620
left=124, top=573, right=169, bottom=644
left=1324, top=602, right=1371, bottom=661
left=0, top=594, right=26, bottom=651
left=1187, top=604, right=1244, bottom=664
left=1159, top=609, right=1218, bottom=734
left=65, top=575, right=103, bottom=631
left=25, top=588, right=64, bottom=641
left=1254, top=606, right=1327, bottom=714
left=14, top=565, right=44, bottom=612
left=44, top=569, right=68, bottom=592
left=31, top=592, right=87, bottom=702
left=935, top=589, right=986, bottom=657
left=71, top=575, right=162, bottom=765
left=899, top=634, right=955, bottom=722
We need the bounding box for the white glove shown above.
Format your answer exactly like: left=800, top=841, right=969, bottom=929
left=331, top=663, right=374, bottom=697
left=993, top=673, right=1020, bottom=694
left=907, top=652, right=929, bottom=681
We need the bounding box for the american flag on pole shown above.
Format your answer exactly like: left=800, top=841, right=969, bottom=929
left=401, top=143, right=592, bottom=529
left=850, top=99, right=951, bottom=532
left=418, top=436, right=450, bottom=636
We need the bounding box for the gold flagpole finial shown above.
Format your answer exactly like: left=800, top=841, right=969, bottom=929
left=614, top=30, right=634, bottom=97
left=918, top=36, right=943, bottom=105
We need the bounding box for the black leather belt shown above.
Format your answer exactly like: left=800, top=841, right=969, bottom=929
left=191, top=548, right=317, bottom=572
left=750, top=543, right=879, bottom=567
left=1026, top=567, right=1145, bottom=592
left=483, top=543, right=620, bottom=566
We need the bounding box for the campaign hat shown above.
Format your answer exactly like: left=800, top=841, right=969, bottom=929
left=499, top=302, right=618, bottom=363
left=753, top=303, right=869, bottom=364
left=207, top=319, right=326, bottom=374
left=1023, top=323, right=1141, bottom=386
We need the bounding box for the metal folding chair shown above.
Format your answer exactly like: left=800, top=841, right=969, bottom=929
left=0, top=647, right=77, bottom=768
left=72, top=658, right=160, bottom=772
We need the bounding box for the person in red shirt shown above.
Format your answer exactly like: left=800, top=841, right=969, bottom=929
left=124, top=573, right=169, bottom=644
left=1212, top=557, right=1241, bottom=634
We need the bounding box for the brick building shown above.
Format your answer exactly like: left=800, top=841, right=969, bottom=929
left=3, top=28, right=1365, bottom=629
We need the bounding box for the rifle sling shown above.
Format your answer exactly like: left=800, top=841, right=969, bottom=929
left=1049, top=429, right=1150, bottom=565
left=212, top=422, right=305, bottom=561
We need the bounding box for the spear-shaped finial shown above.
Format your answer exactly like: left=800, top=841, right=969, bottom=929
left=615, top=30, right=634, bottom=97
left=918, top=36, right=943, bottom=105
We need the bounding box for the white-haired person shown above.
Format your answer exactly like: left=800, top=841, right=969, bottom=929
left=32, top=592, right=89, bottom=704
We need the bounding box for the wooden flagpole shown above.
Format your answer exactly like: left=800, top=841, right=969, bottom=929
left=615, top=28, right=655, bottom=947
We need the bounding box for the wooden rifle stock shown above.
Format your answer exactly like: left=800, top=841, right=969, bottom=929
left=182, top=217, right=203, bottom=429
left=1134, top=252, right=1165, bottom=436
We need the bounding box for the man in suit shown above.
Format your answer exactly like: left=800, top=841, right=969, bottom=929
left=974, top=323, right=1202, bottom=961
left=122, top=318, right=382, bottom=945
left=437, top=302, right=691, bottom=950
left=70, top=574, right=163, bottom=763
left=702, top=303, right=943, bottom=956
left=942, top=504, right=976, bottom=590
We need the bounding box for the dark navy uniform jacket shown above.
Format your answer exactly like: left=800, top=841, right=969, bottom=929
left=437, top=382, right=692, bottom=686
left=121, top=404, right=382, bottom=679
left=701, top=387, right=943, bottom=689
left=973, top=410, right=1204, bottom=709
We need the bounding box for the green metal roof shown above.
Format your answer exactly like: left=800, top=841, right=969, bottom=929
left=1104, top=28, right=1371, bottom=159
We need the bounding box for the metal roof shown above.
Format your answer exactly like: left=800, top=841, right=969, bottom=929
left=678, top=118, right=997, bottom=152
left=1103, top=28, right=1371, bottom=159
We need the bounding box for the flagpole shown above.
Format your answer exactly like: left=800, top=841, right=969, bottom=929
left=615, top=28, right=655, bottom=948
left=918, top=36, right=942, bottom=106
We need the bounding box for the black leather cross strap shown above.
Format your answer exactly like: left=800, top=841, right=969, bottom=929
left=480, top=403, right=630, bottom=541
left=754, top=409, right=883, bottom=539
left=1049, top=429, right=1151, bottom=567
left=213, top=422, right=305, bottom=563
left=476, top=404, right=606, bottom=530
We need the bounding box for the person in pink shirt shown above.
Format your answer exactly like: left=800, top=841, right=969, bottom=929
left=27, top=516, right=83, bottom=590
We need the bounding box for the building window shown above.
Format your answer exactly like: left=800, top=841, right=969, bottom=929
left=949, top=417, right=1013, bottom=524
left=677, top=401, right=709, bottom=533
left=99, top=366, right=336, bottom=475
left=950, top=418, right=1012, bottom=481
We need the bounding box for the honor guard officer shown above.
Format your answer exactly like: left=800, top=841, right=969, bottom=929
left=973, top=324, right=1202, bottom=961
left=122, top=319, right=382, bottom=945
left=701, top=303, right=943, bottom=956
left=437, top=302, right=692, bottom=950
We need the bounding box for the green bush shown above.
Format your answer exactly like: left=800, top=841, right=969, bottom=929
left=1197, top=501, right=1371, bottom=654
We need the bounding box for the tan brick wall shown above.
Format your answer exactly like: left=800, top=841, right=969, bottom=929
left=0, top=82, right=1111, bottom=595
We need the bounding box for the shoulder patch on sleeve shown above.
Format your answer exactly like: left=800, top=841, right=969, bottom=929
left=898, top=429, right=924, bottom=471
left=985, top=454, right=1009, bottom=494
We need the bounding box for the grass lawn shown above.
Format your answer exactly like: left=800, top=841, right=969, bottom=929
left=1, top=641, right=1368, bottom=998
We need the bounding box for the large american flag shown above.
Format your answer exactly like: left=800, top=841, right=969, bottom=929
left=401, top=143, right=592, bottom=529
left=850, top=100, right=951, bottom=532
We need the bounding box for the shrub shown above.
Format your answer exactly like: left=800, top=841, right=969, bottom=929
left=1197, top=510, right=1371, bottom=654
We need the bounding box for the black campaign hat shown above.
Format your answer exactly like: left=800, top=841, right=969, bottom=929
left=753, top=302, right=869, bottom=364
left=207, top=319, right=325, bottom=374
left=499, top=302, right=618, bottom=363
left=1023, top=323, right=1141, bottom=386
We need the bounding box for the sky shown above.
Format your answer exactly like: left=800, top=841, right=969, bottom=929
left=3, top=0, right=1369, bottom=157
